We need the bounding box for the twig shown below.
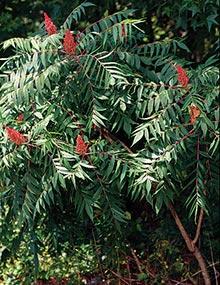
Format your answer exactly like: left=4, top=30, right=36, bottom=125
left=130, top=248, right=143, bottom=274
left=172, top=262, right=220, bottom=285
left=126, top=252, right=156, bottom=279
left=175, top=129, right=194, bottom=145
left=110, top=270, right=145, bottom=285
left=109, top=270, right=130, bottom=285
left=126, top=258, right=132, bottom=285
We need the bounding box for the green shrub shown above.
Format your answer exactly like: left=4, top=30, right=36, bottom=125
left=0, top=1, right=219, bottom=284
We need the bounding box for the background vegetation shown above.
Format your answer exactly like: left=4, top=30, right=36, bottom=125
left=0, top=0, right=219, bottom=284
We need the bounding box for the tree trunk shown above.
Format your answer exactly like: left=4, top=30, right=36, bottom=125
left=193, top=246, right=211, bottom=285
left=168, top=203, right=211, bottom=285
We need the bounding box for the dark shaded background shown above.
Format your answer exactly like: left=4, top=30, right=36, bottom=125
left=0, top=0, right=219, bottom=62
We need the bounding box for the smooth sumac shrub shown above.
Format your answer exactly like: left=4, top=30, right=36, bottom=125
left=0, top=1, right=219, bottom=284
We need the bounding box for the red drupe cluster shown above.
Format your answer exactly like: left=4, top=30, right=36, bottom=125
left=44, top=12, right=57, bottom=35
left=6, top=127, right=27, bottom=145
left=63, top=29, right=77, bottom=55
left=176, top=65, right=189, bottom=88
left=76, top=134, right=88, bottom=156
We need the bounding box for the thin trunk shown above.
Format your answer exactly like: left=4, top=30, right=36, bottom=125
left=168, top=203, right=211, bottom=285
left=194, top=246, right=211, bottom=285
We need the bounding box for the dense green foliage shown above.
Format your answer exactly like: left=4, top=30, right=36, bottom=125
left=1, top=0, right=219, bottom=59
left=0, top=1, right=219, bottom=284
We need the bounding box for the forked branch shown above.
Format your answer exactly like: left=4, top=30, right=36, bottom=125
left=168, top=203, right=211, bottom=285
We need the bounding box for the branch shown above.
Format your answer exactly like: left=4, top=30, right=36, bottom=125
left=130, top=248, right=156, bottom=279
left=109, top=270, right=130, bottom=285
left=192, top=208, right=204, bottom=245
left=175, top=129, right=194, bottom=145
left=168, top=203, right=194, bottom=252
left=96, top=126, right=133, bottom=154
left=130, top=248, right=143, bottom=273
left=110, top=270, right=144, bottom=285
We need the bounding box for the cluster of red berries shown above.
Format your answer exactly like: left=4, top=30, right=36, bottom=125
left=189, top=104, right=201, bottom=125
left=76, top=134, right=88, bottom=156
left=44, top=12, right=77, bottom=55
left=5, top=113, right=26, bottom=145
left=63, top=29, right=77, bottom=55
left=176, top=65, right=189, bottom=88
left=44, top=12, right=57, bottom=35
left=5, top=127, right=26, bottom=145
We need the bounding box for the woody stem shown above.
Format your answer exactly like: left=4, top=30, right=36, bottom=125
left=168, top=203, right=211, bottom=285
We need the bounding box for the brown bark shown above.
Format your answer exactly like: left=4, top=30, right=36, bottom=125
left=168, top=203, right=211, bottom=285
left=192, top=208, right=204, bottom=245
left=194, top=247, right=211, bottom=285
